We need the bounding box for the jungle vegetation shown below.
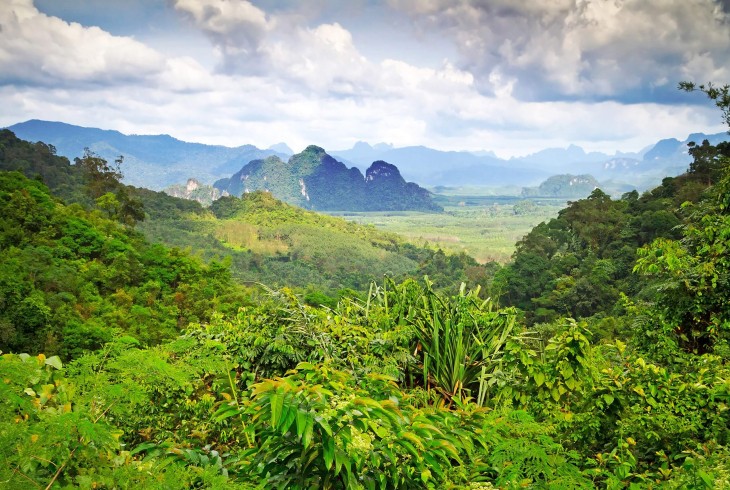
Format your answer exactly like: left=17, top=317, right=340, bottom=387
left=1, top=83, right=730, bottom=488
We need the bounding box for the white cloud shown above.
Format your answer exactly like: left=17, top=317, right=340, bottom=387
left=172, top=0, right=272, bottom=72
left=388, top=0, right=730, bottom=102
left=1, top=0, right=727, bottom=165
left=174, top=0, right=379, bottom=95
left=0, top=0, right=164, bottom=85
left=0, top=0, right=217, bottom=94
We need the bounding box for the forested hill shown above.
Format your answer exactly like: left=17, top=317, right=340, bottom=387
left=498, top=135, right=730, bottom=332
left=213, top=145, right=442, bottom=212
left=7, top=119, right=286, bottom=189
left=0, top=128, right=488, bottom=312
left=521, top=174, right=601, bottom=198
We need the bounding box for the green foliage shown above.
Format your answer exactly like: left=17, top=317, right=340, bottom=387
left=410, top=280, right=517, bottom=406
left=497, top=170, right=708, bottom=325
left=0, top=128, right=84, bottom=203
left=634, top=156, right=730, bottom=355
left=0, top=350, right=255, bottom=489
left=239, top=362, right=466, bottom=489
left=0, top=171, right=239, bottom=358
left=497, top=319, right=593, bottom=412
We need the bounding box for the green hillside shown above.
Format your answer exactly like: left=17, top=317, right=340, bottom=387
left=0, top=128, right=490, bottom=301
left=0, top=170, right=241, bottom=359
left=521, top=173, right=601, bottom=198
left=140, top=190, right=485, bottom=294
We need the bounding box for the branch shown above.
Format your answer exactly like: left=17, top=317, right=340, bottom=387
left=44, top=445, right=78, bottom=490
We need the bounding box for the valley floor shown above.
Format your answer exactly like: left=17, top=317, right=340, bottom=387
left=328, top=196, right=565, bottom=263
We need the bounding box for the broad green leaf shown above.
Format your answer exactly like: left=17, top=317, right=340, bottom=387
left=551, top=386, right=560, bottom=401
left=315, top=416, right=333, bottom=437
left=270, top=392, right=284, bottom=428
left=280, top=402, right=296, bottom=433
left=369, top=421, right=389, bottom=439
left=422, top=452, right=444, bottom=478
left=334, top=448, right=350, bottom=476
left=302, top=415, right=314, bottom=449
left=44, top=356, right=63, bottom=370
left=323, top=436, right=335, bottom=470
left=421, top=469, right=431, bottom=483
left=400, top=431, right=425, bottom=450
left=698, top=470, right=714, bottom=488
left=212, top=403, right=239, bottom=422
left=296, top=409, right=308, bottom=438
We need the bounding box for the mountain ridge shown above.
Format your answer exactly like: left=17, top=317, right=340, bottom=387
left=213, top=146, right=442, bottom=212
left=6, top=119, right=730, bottom=192
left=6, top=119, right=287, bottom=190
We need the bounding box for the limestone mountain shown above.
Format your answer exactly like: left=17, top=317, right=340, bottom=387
left=214, top=145, right=442, bottom=212
left=163, top=178, right=226, bottom=206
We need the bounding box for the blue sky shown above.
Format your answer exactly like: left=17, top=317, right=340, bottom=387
left=2, top=0, right=730, bottom=157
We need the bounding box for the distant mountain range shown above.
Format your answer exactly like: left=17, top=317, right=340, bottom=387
left=332, top=133, right=729, bottom=191
left=6, top=119, right=730, bottom=194
left=214, top=146, right=441, bottom=212
left=331, top=143, right=550, bottom=187
left=6, top=120, right=286, bottom=189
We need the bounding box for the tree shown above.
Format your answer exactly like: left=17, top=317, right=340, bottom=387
left=679, top=81, right=730, bottom=130
left=633, top=83, right=730, bottom=355
left=687, top=139, right=730, bottom=186
left=74, top=149, right=144, bottom=226
left=75, top=149, right=123, bottom=200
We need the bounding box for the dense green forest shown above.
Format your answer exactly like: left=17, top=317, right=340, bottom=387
left=1, top=83, right=730, bottom=488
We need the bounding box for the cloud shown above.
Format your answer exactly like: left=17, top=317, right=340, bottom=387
left=172, top=0, right=273, bottom=72
left=0, top=0, right=164, bottom=86
left=1, top=0, right=727, bottom=163
left=0, top=0, right=214, bottom=92
left=173, top=0, right=383, bottom=95
left=388, top=0, right=730, bottom=103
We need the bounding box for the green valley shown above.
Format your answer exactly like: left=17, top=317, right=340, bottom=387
left=329, top=197, right=565, bottom=263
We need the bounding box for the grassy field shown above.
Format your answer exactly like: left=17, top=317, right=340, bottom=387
left=329, top=196, right=566, bottom=263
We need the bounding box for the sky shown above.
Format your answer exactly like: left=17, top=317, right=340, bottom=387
left=1, top=0, right=730, bottom=158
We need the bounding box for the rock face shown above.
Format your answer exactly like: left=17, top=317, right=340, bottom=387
left=214, top=146, right=442, bottom=212
left=163, top=178, right=226, bottom=206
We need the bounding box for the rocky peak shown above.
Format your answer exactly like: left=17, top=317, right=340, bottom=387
left=163, top=177, right=222, bottom=206
left=186, top=178, right=200, bottom=192
left=302, top=145, right=327, bottom=156
left=365, top=161, right=402, bottom=182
